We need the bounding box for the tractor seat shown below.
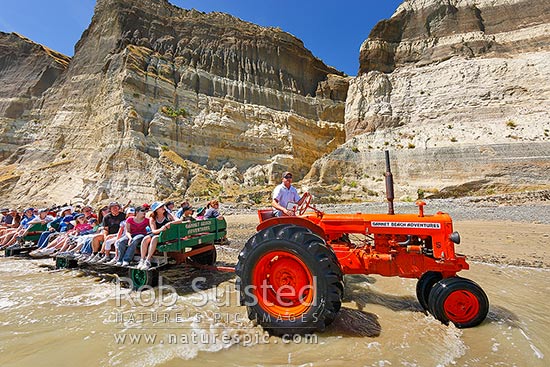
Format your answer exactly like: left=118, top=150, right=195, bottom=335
left=258, top=209, right=275, bottom=222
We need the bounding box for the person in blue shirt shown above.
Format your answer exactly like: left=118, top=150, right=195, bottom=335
left=175, top=201, right=190, bottom=219
left=29, top=208, right=74, bottom=257
left=204, top=200, right=224, bottom=220
left=0, top=208, right=36, bottom=248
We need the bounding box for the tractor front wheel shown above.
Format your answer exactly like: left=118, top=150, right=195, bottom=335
left=236, top=224, right=343, bottom=335
left=416, top=271, right=442, bottom=311
left=428, top=277, right=489, bottom=328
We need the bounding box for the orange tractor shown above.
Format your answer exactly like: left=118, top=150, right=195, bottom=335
left=235, top=151, right=489, bottom=335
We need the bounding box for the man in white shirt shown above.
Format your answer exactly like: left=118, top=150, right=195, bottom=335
left=272, top=171, right=305, bottom=216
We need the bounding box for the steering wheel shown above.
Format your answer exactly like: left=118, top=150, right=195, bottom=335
left=296, top=192, right=312, bottom=215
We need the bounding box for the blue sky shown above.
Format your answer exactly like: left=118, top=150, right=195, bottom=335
left=0, top=0, right=403, bottom=76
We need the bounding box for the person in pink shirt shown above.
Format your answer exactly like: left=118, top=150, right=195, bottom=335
left=55, top=213, right=95, bottom=254
left=115, top=206, right=149, bottom=266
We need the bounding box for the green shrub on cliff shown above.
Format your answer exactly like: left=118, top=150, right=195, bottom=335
left=161, top=106, right=187, bottom=118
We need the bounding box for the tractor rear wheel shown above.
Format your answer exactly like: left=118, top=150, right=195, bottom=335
left=428, top=277, right=489, bottom=328
left=416, top=271, right=442, bottom=311
left=236, top=224, right=343, bottom=335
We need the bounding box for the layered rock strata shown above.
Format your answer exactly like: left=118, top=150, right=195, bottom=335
left=0, top=32, right=70, bottom=160
left=0, top=0, right=347, bottom=205
left=306, top=0, right=550, bottom=199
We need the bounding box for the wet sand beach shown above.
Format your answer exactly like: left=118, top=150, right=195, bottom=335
left=1, top=201, right=549, bottom=367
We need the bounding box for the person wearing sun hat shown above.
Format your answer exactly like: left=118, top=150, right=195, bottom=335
left=53, top=212, right=96, bottom=255
left=82, top=205, right=97, bottom=220
left=27, top=208, right=55, bottom=226
left=0, top=207, right=8, bottom=222
left=31, top=206, right=72, bottom=252
left=137, top=201, right=180, bottom=270
left=174, top=200, right=191, bottom=219
left=0, top=208, right=13, bottom=228
left=0, top=208, right=37, bottom=248
left=164, top=200, right=175, bottom=214
left=180, top=204, right=196, bottom=222
left=112, top=206, right=149, bottom=266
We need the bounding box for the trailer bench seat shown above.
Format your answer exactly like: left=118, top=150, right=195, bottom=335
left=22, top=223, right=48, bottom=243
left=157, top=218, right=227, bottom=253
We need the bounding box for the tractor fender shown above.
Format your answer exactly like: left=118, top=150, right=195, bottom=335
left=256, top=216, right=326, bottom=240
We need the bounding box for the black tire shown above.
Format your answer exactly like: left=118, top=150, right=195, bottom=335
left=416, top=271, right=442, bottom=311
left=129, top=268, right=159, bottom=290
left=56, top=256, right=68, bottom=269
left=235, top=224, right=344, bottom=335
left=428, top=277, right=489, bottom=328
left=187, top=244, right=217, bottom=265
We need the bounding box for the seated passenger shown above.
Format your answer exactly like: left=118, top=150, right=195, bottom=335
left=204, top=200, right=223, bottom=220
left=28, top=208, right=55, bottom=225
left=138, top=201, right=180, bottom=270
left=55, top=213, right=94, bottom=254
left=180, top=204, right=196, bottom=222
left=88, top=202, right=126, bottom=263
left=0, top=208, right=36, bottom=248
left=0, top=209, right=20, bottom=236
left=115, top=206, right=149, bottom=266
left=29, top=207, right=72, bottom=256
left=195, top=207, right=205, bottom=220
left=174, top=201, right=190, bottom=219
left=82, top=205, right=97, bottom=220
left=164, top=201, right=175, bottom=215
left=0, top=208, right=11, bottom=227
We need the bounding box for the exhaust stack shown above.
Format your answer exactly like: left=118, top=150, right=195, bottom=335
left=384, top=150, right=395, bottom=215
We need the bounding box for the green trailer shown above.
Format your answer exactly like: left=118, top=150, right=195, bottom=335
left=127, top=217, right=227, bottom=289
left=57, top=218, right=228, bottom=290
left=4, top=222, right=48, bottom=257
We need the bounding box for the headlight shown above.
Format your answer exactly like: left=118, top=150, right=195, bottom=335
left=449, top=231, right=461, bottom=244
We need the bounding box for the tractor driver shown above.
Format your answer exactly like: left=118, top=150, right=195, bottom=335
left=272, top=171, right=306, bottom=217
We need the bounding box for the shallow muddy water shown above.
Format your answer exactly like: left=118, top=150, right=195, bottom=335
left=0, top=256, right=548, bottom=367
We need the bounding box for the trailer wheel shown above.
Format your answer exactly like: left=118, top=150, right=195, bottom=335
left=56, top=256, right=68, bottom=269
left=236, top=224, right=343, bottom=335
left=428, top=277, right=489, bottom=328
left=129, top=268, right=159, bottom=290
left=187, top=244, right=217, bottom=265
left=416, top=271, right=442, bottom=311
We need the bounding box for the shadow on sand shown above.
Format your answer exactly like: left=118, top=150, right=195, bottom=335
left=325, top=307, right=382, bottom=337
left=344, top=274, right=424, bottom=313
left=161, top=261, right=237, bottom=295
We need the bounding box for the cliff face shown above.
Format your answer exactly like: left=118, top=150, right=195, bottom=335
left=2, top=0, right=548, bottom=206
left=0, top=0, right=347, bottom=205
left=306, top=0, right=550, bottom=200
left=0, top=32, right=70, bottom=160
left=359, top=0, right=550, bottom=75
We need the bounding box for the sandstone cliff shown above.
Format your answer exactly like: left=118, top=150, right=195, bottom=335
left=0, top=0, right=347, bottom=206
left=2, top=0, right=548, bottom=207
left=0, top=32, right=70, bottom=160
left=306, top=0, right=550, bottom=201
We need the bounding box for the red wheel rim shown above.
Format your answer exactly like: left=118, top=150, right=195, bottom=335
left=251, top=250, right=314, bottom=318
left=443, top=289, right=480, bottom=323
